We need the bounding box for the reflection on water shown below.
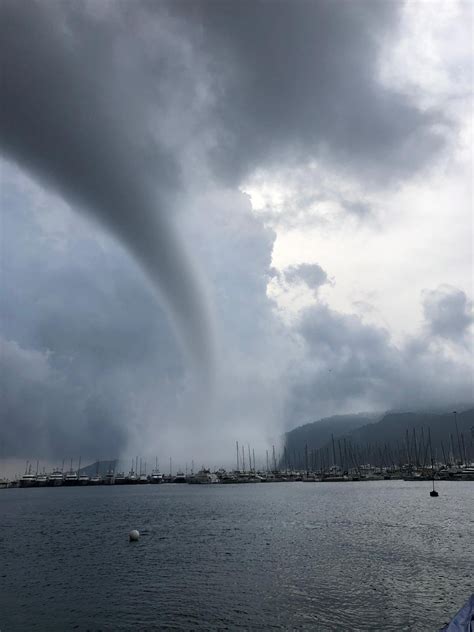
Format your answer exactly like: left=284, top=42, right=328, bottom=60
left=0, top=481, right=472, bottom=630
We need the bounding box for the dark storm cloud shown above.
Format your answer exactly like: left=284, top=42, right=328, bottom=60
left=168, top=0, right=446, bottom=184
left=0, top=0, right=446, bottom=391
left=0, top=0, right=215, bottom=394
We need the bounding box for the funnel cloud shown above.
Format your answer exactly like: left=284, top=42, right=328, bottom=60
left=0, top=1, right=215, bottom=398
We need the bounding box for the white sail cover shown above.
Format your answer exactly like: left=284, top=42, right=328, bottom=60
left=441, top=595, right=474, bottom=632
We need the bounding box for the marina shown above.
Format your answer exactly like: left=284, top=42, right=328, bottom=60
left=3, top=460, right=474, bottom=489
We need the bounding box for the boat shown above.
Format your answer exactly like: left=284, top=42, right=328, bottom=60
left=114, top=472, right=127, bottom=484
left=124, top=469, right=139, bottom=484
left=103, top=469, right=115, bottom=485
left=173, top=472, right=187, bottom=483
left=48, top=468, right=64, bottom=486
left=429, top=432, right=439, bottom=497
left=150, top=469, right=163, bottom=483
left=19, top=471, right=37, bottom=488
left=440, top=593, right=474, bottom=631
left=64, top=458, right=79, bottom=486
left=36, top=474, right=48, bottom=486
left=188, top=468, right=219, bottom=484
left=64, top=470, right=79, bottom=486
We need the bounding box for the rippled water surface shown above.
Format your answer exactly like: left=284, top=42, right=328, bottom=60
left=1, top=481, right=472, bottom=630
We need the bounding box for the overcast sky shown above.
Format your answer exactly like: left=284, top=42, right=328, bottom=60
left=1, top=0, right=472, bottom=473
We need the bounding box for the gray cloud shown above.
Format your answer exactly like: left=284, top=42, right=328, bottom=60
left=284, top=263, right=330, bottom=292
left=0, top=168, right=290, bottom=463
left=0, top=338, right=131, bottom=460
left=0, top=174, right=186, bottom=459
left=422, top=285, right=473, bottom=345
left=168, top=0, right=447, bottom=185
left=0, top=0, right=215, bottom=400
left=286, top=300, right=473, bottom=425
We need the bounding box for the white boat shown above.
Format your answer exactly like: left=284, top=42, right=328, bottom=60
left=64, top=470, right=79, bottom=485
left=19, top=472, right=37, bottom=487
left=48, top=469, right=64, bottom=486
left=150, top=469, right=163, bottom=483
left=173, top=472, right=187, bottom=483
left=188, top=469, right=219, bottom=484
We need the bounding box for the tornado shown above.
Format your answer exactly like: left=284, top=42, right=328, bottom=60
left=0, top=2, right=215, bottom=399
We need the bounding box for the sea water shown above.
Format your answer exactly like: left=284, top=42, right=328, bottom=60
left=1, top=481, right=472, bottom=631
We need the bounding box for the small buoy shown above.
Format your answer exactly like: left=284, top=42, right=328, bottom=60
left=129, top=529, right=140, bottom=542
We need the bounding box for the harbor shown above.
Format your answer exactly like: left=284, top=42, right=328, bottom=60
left=3, top=420, right=474, bottom=489
left=3, top=459, right=474, bottom=489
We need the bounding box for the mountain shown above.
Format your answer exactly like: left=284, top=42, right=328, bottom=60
left=347, top=409, right=474, bottom=465
left=284, top=408, right=474, bottom=469
left=283, top=413, right=382, bottom=464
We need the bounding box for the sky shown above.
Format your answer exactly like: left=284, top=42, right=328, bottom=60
left=0, top=0, right=472, bottom=475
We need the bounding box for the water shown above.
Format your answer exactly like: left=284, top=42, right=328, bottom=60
left=1, top=481, right=472, bottom=631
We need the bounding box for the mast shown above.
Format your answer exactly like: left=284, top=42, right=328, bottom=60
left=453, top=411, right=462, bottom=465
left=428, top=428, right=433, bottom=469
left=440, top=441, right=447, bottom=466
left=450, top=434, right=455, bottom=465
left=236, top=441, right=240, bottom=471
left=413, top=428, right=419, bottom=467
left=338, top=440, right=344, bottom=473
left=461, top=433, right=467, bottom=466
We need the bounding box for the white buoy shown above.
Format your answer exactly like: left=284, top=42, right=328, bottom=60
left=129, top=529, right=140, bottom=542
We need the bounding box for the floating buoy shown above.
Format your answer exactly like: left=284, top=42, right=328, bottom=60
left=129, top=529, right=140, bottom=541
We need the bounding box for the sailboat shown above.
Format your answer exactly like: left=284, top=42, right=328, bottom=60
left=429, top=429, right=438, bottom=497
left=430, top=477, right=439, bottom=497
